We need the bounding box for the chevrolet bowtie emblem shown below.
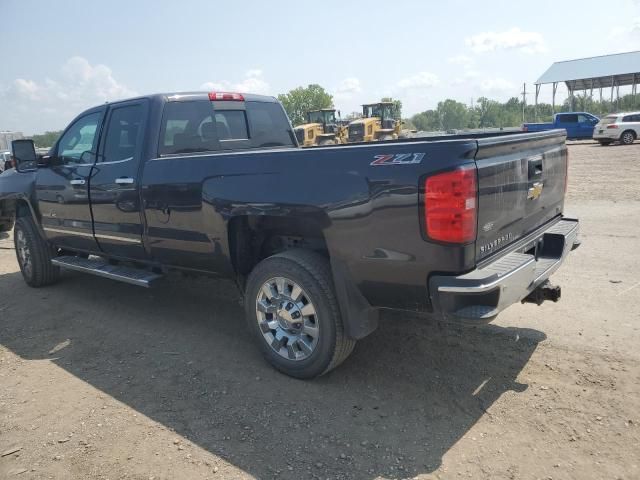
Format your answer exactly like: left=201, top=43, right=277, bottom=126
left=528, top=182, right=544, bottom=200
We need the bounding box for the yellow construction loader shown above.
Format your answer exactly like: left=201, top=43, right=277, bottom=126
left=347, top=102, right=402, bottom=142
left=293, top=109, right=348, bottom=147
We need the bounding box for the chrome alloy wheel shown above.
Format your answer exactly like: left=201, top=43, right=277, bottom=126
left=622, top=131, right=635, bottom=145
left=256, top=276, right=319, bottom=361
left=16, top=228, right=33, bottom=277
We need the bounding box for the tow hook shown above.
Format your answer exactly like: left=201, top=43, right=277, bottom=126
left=522, top=281, right=562, bottom=306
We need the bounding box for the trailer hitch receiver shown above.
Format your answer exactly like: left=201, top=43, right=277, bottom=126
left=522, top=281, right=561, bottom=306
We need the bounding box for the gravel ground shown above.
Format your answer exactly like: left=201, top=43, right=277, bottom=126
left=1, top=140, right=639, bottom=479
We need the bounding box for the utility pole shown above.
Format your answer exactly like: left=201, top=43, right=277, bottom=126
left=521, top=82, right=527, bottom=123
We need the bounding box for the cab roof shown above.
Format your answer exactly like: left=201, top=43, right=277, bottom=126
left=106, top=91, right=279, bottom=106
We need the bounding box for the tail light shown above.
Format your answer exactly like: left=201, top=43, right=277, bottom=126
left=424, top=166, right=477, bottom=243
left=606, top=124, right=619, bottom=129
left=208, top=92, right=245, bottom=101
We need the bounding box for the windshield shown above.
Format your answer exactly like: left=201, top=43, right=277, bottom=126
left=363, top=104, right=393, bottom=119
left=307, top=110, right=335, bottom=124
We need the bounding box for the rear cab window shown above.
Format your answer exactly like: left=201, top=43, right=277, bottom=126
left=158, top=97, right=294, bottom=156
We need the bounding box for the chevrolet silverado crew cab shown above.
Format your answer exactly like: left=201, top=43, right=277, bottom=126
left=0, top=91, right=580, bottom=378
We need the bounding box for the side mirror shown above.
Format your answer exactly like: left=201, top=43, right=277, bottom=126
left=11, top=139, right=38, bottom=172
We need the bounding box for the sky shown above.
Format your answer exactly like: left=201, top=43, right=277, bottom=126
left=1, top=0, right=640, bottom=134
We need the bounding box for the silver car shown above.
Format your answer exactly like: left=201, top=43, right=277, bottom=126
left=593, top=112, right=640, bottom=146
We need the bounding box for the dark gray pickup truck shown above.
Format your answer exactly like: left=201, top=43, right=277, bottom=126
left=0, top=91, right=579, bottom=378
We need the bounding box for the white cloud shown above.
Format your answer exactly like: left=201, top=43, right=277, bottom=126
left=334, top=77, right=362, bottom=100
left=245, top=68, right=263, bottom=78
left=609, top=17, right=640, bottom=38
left=448, top=55, right=475, bottom=68
left=479, top=77, right=516, bottom=93
left=200, top=68, right=270, bottom=95
left=12, top=57, right=135, bottom=106
left=465, top=28, right=546, bottom=54
left=451, top=69, right=480, bottom=86
left=0, top=56, right=136, bottom=133
left=13, top=79, right=40, bottom=101
left=397, top=72, right=439, bottom=89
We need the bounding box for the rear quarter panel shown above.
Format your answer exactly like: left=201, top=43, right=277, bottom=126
left=141, top=139, right=479, bottom=311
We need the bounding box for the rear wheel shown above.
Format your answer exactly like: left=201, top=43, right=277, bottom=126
left=620, top=130, right=636, bottom=145
left=14, top=216, right=59, bottom=287
left=245, top=249, right=355, bottom=378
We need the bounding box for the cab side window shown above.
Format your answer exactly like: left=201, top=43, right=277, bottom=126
left=558, top=114, right=578, bottom=123
left=102, top=105, right=144, bottom=162
left=57, top=112, right=102, bottom=164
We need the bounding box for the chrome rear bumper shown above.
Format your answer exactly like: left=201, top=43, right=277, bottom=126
left=429, top=218, right=579, bottom=323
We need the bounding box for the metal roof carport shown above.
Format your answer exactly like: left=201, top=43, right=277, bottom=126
left=534, top=51, right=640, bottom=116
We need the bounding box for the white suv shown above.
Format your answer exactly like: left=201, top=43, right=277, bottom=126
left=593, top=112, right=640, bottom=146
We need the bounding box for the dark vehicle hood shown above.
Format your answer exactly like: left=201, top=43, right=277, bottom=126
left=0, top=169, right=37, bottom=201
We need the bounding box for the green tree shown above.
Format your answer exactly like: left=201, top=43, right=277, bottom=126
left=381, top=97, right=402, bottom=119
left=437, top=99, right=468, bottom=131
left=411, top=110, right=441, bottom=131
left=30, top=130, right=63, bottom=148
left=277, top=84, right=333, bottom=126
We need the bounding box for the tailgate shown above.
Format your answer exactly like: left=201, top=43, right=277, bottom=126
left=474, top=130, right=567, bottom=262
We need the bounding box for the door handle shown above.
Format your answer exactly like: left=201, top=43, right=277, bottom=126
left=70, top=179, right=86, bottom=186
left=115, top=177, right=134, bottom=185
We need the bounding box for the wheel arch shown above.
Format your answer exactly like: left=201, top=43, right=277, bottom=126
left=0, top=196, right=37, bottom=233
left=227, top=213, right=331, bottom=280
left=227, top=212, right=379, bottom=340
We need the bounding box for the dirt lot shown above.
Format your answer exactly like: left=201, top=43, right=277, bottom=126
left=1, top=141, right=639, bottom=480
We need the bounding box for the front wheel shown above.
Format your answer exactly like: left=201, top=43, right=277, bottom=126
left=14, top=216, right=60, bottom=287
left=244, top=249, right=355, bottom=378
left=620, top=130, right=636, bottom=145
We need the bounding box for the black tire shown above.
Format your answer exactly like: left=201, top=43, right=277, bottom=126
left=598, top=140, right=612, bottom=146
left=318, top=139, right=336, bottom=146
left=379, top=134, right=394, bottom=141
left=244, top=249, right=356, bottom=378
left=620, top=130, right=636, bottom=146
left=14, top=216, right=60, bottom=287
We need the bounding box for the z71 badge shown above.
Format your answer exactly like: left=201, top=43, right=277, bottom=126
left=370, top=153, right=425, bottom=166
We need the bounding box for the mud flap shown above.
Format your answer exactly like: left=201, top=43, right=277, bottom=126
left=330, top=257, right=379, bottom=340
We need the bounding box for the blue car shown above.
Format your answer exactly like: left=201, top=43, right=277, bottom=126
left=522, top=112, right=599, bottom=139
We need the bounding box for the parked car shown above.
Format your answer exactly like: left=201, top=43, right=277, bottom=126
left=522, top=112, right=599, bottom=139
left=0, top=91, right=579, bottom=378
left=0, top=151, right=12, bottom=172
left=593, top=112, right=640, bottom=146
